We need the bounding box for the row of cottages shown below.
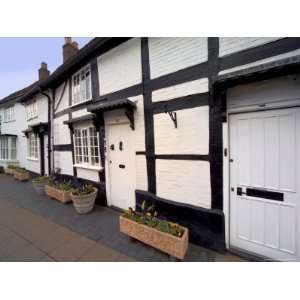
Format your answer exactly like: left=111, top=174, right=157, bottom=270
left=0, top=37, right=300, bottom=261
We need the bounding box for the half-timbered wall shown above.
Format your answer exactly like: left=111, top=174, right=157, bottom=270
left=48, top=37, right=300, bottom=248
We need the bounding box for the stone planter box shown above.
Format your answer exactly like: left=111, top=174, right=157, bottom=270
left=5, top=168, right=15, bottom=176
left=45, top=185, right=71, bottom=204
left=70, top=188, right=98, bottom=214
left=32, top=180, right=48, bottom=195
left=14, top=171, right=30, bottom=181
left=120, top=216, right=189, bottom=260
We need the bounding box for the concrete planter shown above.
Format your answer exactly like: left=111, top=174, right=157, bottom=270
left=32, top=180, right=47, bottom=195
left=5, top=168, right=16, bottom=176
left=120, top=216, right=189, bottom=260
left=70, top=188, right=98, bottom=214
left=45, top=185, right=71, bottom=204
left=14, top=171, right=30, bottom=181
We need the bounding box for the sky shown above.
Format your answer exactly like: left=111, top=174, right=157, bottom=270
left=0, top=37, right=92, bottom=99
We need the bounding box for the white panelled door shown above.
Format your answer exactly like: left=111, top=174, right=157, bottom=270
left=107, top=123, right=136, bottom=210
left=229, top=108, right=300, bottom=261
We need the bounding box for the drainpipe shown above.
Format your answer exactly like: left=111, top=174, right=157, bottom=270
left=40, top=88, right=52, bottom=175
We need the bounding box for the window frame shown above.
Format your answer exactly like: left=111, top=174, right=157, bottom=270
left=27, top=133, right=39, bottom=160
left=71, top=65, right=92, bottom=106
left=73, top=125, right=101, bottom=168
left=4, top=106, right=15, bottom=122
left=26, top=100, right=38, bottom=121
left=0, top=136, right=17, bottom=161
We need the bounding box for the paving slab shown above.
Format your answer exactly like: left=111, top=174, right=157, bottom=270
left=0, top=174, right=246, bottom=262
left=79, top=242, right=123, bottom=262
left=50, top=236, right=97, bottom=261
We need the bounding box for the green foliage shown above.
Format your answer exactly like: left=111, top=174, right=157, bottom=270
left=71, top=184, right=95, bottom=196
left=14, top=167, right=28, bottom=173
left=33, top=176, right=50, bottom=183
left=7, top=165, right=17, bottom=169
left=123, top=201, right=184, bottom=238
left=48, top=179, right=73, bottom=191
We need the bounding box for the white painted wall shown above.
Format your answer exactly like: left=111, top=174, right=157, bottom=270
left=135, top=155, right=148, bottom=191
left=149, top=37, right=208, bottom=79
left=152, top=78, right=208, bottom=102
left=24, top=93, right=49, bottom=174
left=227, top=74, right=300, bottom=112
left=71, top=108, right=92, bottom=119
left=129, top=95, right=145, bottom=152
left=0, top=103, right=28, bottom=168
left=54, top=151, right=73, bottom=175
left=154, top=106, right=209, bottom=155
left=156, top=159, right=211, bottom=209
left=53, top=114, right=71, bottom=145
left=98, top=38, right=142, bottom=95
left=76, top=167, right=99, bottom=182
left=54, top=81, right=70, bottom=113
left=219, top=38, right=282, bottom=57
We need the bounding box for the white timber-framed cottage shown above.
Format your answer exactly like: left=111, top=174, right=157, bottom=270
left=1, top=37, right=300, bottom=261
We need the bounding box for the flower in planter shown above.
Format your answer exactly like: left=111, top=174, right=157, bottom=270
left=71, top=184, right=95, bottom=196
left=14, top=167, right=28, bottom=173
left=123, top=201, right=184, bottom=238
left=47, top=178, right=73, bottom=191
left=7, top=165, right=17, bottom=169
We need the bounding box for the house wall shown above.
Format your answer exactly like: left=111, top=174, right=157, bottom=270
left=10, top=36, right=298, bottom=250
left=49, top=37, right=300, bottom=211
left=24, top=93, right=49, bottom=174
left=98, top=38, right=142, bottom=95
left=0, top=103, right=28, bottom=168
left=148, top=37, right=208, bottom=78
left=219, top=37, right=282, bottom=57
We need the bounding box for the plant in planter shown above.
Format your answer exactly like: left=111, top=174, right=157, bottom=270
left=14, top=167, right=30, bottom=181
left=70, top=184, right=98, bottom=214
left=32, top=176, right=50, bottom=195
left=5, top=164, right=17, bottom=175
left=45, top=179, right=73, bottom=204
left=120, top=201, right=189, bottom=260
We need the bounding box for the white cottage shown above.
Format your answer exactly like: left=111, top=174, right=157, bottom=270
left=1, top=37, right=300, bottom=261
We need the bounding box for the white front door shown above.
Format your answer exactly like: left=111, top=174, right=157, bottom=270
left=229, top=107, right=300, bottom=261
left=106, top=123, right=135, bottom=210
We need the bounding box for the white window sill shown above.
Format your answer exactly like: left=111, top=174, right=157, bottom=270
left=70, top=98, right=92, bottom=108
left=27, top=116, right=38, bottom=121
left=3, top=120, right=15, bottom=123
left=27, top=157, right=39, bottom=161
left=0, top=159, right=18, bottom=162
left=73, top=164, right=103, bottom=171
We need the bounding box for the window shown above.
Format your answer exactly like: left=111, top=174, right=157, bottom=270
left=26, top=101, right=38, bottom=120
left=0, top=136, right=17, bottom=160
left=74, top=126, right=100, bottom=166
left=4, top=106, right=15, bottom=122
left=28, top=133, right=39, bottom=159
left=72, top=65, right=91, bottom=105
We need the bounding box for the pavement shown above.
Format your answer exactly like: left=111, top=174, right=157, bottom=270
left=0, top=174, right=246, bottom=262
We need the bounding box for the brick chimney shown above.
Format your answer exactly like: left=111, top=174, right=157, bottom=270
left=63, top=37, right=79, bottom=63
left=38, top=62, right=50, bottom=81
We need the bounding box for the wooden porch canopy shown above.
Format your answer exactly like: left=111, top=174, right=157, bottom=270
left=214, top=54, right=300, bottom=90
left=22, top=122, right=48, bottom=137
left=87, top=98, right=136, bottom=130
